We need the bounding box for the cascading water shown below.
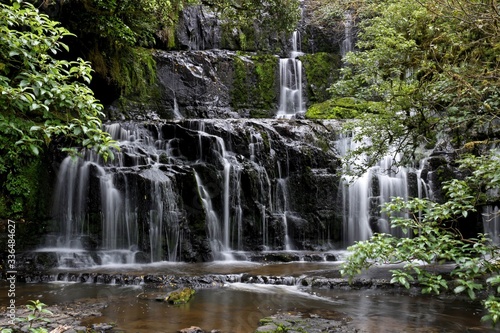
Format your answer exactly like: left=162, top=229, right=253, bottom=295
left=483, top=205, right=500, bottom=244
left=274, top=161, right=294, bottom=250
left=40, top=119, right=341, bottom=267
left=172, top=92, right=183, bottom=120
left=194, top=171, right=224, bottom=257
left=337, top=134, right=428, bottom=246
left=482, top=184, right=500, bottom=244
left=188, top=121, right=244, bottom=259
left=249, top=131, right=273, bottom=249
left=276, top=31, right=305, bottom=118
left=44, top=123, right=184, bottom=266
left=341, top=11, right=354, bottom=57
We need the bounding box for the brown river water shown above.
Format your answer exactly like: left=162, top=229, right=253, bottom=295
left=1, top=260, right=499, bottom=332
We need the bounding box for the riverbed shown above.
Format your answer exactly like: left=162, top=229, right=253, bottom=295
left=1, top=260, right=499, bottom=332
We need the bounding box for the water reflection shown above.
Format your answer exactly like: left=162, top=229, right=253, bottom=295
left=1, top=281, right=498, bottom=332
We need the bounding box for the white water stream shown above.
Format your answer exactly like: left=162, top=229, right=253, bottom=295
left=277, top=31, right=305, bottom=118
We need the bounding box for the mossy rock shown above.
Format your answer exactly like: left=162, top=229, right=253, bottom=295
left=300, top=52, right=342, bottom=104
left=231, top=53, right=278, bottom=112
left=255, top=313, right=352, bottom=333
left=306, top=97, right=382, bottom=119
left=164, top=287, right=196, bottom=305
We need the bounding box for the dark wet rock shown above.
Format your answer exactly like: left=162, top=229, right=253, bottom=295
left=174, top=6, right=221, bottom=51
left=325, top=253, right=337, bottom=262
left=240, top=273, right=298, bottom=286
left=255, top=312, right=365, bottom=333
left=303, top=253, right=326, bottom=262
left=250, top=252, right=301, bottom=263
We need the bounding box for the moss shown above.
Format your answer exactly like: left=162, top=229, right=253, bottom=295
left=250, top=109, right=272, bottom=118
left=1, top=157, right=50, bottom=220
left=164, top=287, right=196, bottom=304
left=231, top=56, right=250, bottom=108
left=306, top=97, right=382, bottom=119
left=230, top=53, right=278, bottom=114
left=252, top=54, right=278, bottom=110
left=300, top=53, right=342, bottom=104
left=111, top=47, right=157, bottom=98
left=316, top=138, right=330, bottom=152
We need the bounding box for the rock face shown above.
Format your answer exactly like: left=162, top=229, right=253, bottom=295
left=151, top=49, right=340, bottom=120
left=154, top=50, right=279, bottom=119
left=175, top=5, right=222, bottom=51
left=110, top=0, right=344, bottom=120
left=173, top=2, right=347, bottom=54
left=41, top=119, right=343, bottom=265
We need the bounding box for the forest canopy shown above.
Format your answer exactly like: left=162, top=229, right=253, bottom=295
left=322, top=0, right=500, bottom=172
left=325, top=0, right=500, bottom=324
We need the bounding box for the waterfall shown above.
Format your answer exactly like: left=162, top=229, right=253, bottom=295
left=483, top=205, right=500, bottom=244
left=338, top=134, right=428, bottom=245
left=276, top=31, right=305, bottom=118
left=43, top=119, right=341, bottom=267
left=194, top=171, right=223, bottom=256
left=341, top=11, right=354, bottom=57
left=249, top=131, right=273, bottom=249
left=142, top=168, right=181, bottom=262
left=189, top=121, right=244, bottom=258
left=172, top=93, right=183, bottom=120
left=272, top=154, right=294, bottom=250
left=482, top=184, right=500, bottom=244
left=46, top=123, right=184, bottom=266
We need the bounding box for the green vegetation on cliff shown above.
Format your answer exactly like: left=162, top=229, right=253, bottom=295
left=34, top=0, right=301, bottom=103
left=306, top=97, right=381, bottom=119
left=325, top=0, right=500, bottom=324
left=232, top=54, right=278, bottom=116
left=0, top=2, right=116, bottom=219
left=46, top=0, right=194, bottom=102
left=301, top=52, right=341, bottom=104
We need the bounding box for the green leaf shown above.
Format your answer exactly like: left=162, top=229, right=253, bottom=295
left=467, top=288, right=476, bottom=300
left=29, top=144, right=39, bottom=155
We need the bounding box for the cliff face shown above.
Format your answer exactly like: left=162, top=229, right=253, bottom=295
left=107, top=1, right=343, bottom=120
left=37, top=119, right=343, bottom=265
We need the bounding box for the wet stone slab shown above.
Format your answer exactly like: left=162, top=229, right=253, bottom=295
left=255, top=312, right=364, bottom=333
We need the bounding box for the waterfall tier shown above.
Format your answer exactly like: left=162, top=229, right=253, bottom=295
left=337, top=135, right=430, bottom=246
left=44, top=119, right=342, bottom=267
left=277, top=31, right=306, bottom=118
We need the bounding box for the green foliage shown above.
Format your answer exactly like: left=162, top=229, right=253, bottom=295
left=0, top=300, right=56, bottom=332
left=231, top=54, right=278, bottom=113
left=164, top=287, right=196, bottom=304
left=306, top=97, right=382, bottom=120
left=327, top=0, right=500, bottom=174
left=52, top=0, right=185, bottom=99
left=16, top=300, right=53, bottom=333
left=0, top=1, right=117, bottom=218
left=342, top=151, right=500, bottom=324
left=300, top=53, right=341, bottom=103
